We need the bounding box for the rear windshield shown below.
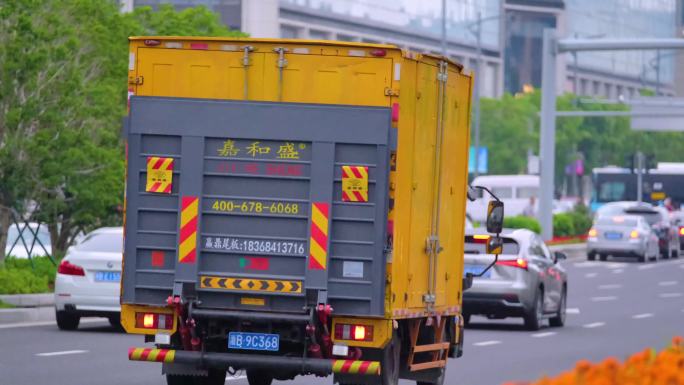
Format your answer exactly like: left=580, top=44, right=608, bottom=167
left=625, top=210, right=665, bottom=226
left=597, top=217, right=638, bottom=227
left=77, top=232, right=122, bottom=253
left=464, top=236, right=519, bottom=255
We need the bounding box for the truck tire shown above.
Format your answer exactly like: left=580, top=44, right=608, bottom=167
left=381, top=332, right=401, bottom=385
left=549, top=288, right=566, bottom=327
left=246, top=370, right=272, bottom=385
left=56, top=310, right=79, bottom=331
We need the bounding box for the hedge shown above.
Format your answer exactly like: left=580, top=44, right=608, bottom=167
left=0, top=257, right=56, bottom=294
left=504, top=216, right=542, bottom=234
left=553, top=213, right=576, bottom=237
left=503, top=336, right=684, bottom=385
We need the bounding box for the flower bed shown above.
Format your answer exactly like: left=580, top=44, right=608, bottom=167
left=503, top=337, right=684, bottom=385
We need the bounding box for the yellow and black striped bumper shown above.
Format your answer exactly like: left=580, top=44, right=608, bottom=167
left=128, top=347, right=380, bottom=376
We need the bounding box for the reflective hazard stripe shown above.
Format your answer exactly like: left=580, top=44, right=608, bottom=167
left=128, top=348, right=175, bottom=363
left=178, top=196, right=199, bottom=264
left=341, top=166, right=369, bottom=202
left=146, top=157, right=174, bottom=194
left=332, top=360, right=381, bottom=375
left=200, top=276, right=302, bottom=293
left=308, top=202, right=329, bottom=270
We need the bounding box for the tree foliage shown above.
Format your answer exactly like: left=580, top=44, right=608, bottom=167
left=0, top=0, right=244, bottom=258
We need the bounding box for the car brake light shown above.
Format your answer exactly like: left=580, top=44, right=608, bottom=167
left=334, top=323, right=374, bottom=342
left=57, top=260, right=85, bottom=276
left=630, top=230, right=640, bottom=239
left=588, top=228, right=597, bottom=238
left=679, top=227, right=684, bottom=236
left=135, top=312, right=173, bottom=330
left=496, top=258, right=528, bottom=270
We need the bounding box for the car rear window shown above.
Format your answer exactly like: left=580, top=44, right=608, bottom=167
left=625, top=210, right=663, bottom=226
left=77, top=232, right=122, bottom=253
left=464, top=236, right=519, bottom=255
left=597, top=217, right=638, bottom=227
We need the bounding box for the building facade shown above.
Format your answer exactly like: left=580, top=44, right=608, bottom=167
left=121, top=0, right=679, bottom=98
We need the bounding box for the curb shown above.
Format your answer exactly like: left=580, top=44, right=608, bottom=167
left=0, top=306, right=54, bottom=325
left=0, top=293, right=54, bottom=307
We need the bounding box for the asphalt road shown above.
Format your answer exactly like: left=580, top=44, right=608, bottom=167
left=2, top=253, right=683, bottom=385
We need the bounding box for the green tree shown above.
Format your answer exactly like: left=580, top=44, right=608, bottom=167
left=0, top=0, right=244, bottom=258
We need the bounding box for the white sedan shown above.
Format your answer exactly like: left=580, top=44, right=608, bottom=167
left=54, top=227, right=123, bottom=330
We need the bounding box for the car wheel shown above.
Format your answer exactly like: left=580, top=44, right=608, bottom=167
left=587, top=253, right=596, bottom=261
left=463, top=313, right=471, bottom=327
left=637, top=254, right=646, bottom=263
left=599, top=254, right=607, bottom=261
left=671, top=247, right=679, bottom=259
left=661, top=249, right=669, bottom=259
left=56, top=310, right=80, bottom=331
left=549, top=288, right=566, bottom=327
left=246, top=370, right=273, bottom=385
left=523, top=288, right=544, bottom=331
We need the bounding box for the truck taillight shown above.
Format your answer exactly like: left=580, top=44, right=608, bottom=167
left=334, top=324, right=374, bottom=341
left=57, top=260, right=85, bottom=276
left=679, top=227, right=684, bottom=236
left=135, top=312, right=173, bottom=330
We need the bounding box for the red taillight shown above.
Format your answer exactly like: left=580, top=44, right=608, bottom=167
left=369, top=49, right=387, bottom=57
left=391, top=103, right=399, bottom=123
left=190, top=43, right=208, bottom=50
left=57, top=260, right=85, bottom=276
left=334, top=323, right=374, bottom=341
left=496, top=258, right=528, bottom=270
left=143, top=39, right=161, bottom=46
left=472, top=234, right=490, bottom=244
left=135, top=312, right=173, bottom=330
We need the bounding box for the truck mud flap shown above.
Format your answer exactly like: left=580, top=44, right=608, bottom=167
left=128, top=347, right=381, bottom=376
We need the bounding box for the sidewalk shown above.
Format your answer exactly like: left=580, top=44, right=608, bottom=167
left=0, top=293, right=55, bottom=325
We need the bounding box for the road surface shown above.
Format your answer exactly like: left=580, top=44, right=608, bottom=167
left=2, top=254, right=683, bottom=385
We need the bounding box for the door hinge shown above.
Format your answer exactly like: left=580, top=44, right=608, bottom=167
left=128, top=75, right=144, bottom=85
left=384, top=87, right=400, bottom=96
left=437, top=61, right=448, bottom=82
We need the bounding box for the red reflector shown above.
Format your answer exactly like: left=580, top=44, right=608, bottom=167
left=57, top=260, right=85, bottom=276
left=190, top=43, right=208, bottom=50
left=369, top=49, right=387, bottom=57
left=143, top=39, right=161, bottom=46
left=391, top=103, right=399, bottom=123
left=496, top=258, right=528, bottom=270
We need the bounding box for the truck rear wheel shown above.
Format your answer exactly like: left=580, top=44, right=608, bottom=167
left=246, top=370, right=272, bottom=385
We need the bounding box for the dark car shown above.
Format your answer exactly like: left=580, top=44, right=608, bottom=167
left=625, top=205, right=680, bottom=259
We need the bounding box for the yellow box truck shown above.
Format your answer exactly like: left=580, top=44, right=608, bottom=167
left=121, top=36, right=493, bottom=385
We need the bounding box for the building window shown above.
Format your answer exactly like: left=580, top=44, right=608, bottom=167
left=309, top=29, right=329, bottom=40
left=337, top=34, right=358, bottom=42
left=280, top=25, right=300, bottom=39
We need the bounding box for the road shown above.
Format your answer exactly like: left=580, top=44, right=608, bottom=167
left=2, top=253, right=683, bottom=385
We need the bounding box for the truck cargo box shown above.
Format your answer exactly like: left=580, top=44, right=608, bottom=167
left=122, top=37, right=472, bottom=320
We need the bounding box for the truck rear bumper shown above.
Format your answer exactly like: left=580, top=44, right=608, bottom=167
left=128, top=347, right=381, bottom=376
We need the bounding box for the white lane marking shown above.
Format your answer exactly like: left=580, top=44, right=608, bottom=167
left=0, top=318, right=106, bottom=330
left=607, top=263, right=629, bottom=269
left=659, top=292, right=683, bottom=298
left=585, top=273, right=598, bottom=278
left=598, top=284, right=622, bottom=290
left=638, top=264, right=657, bottom=270
left=583, top=322, right=606, bottom=329
left=531, top=332, right=556, bottom=338
left=659, top=281, right=678, bottom=286
left=574, top=262, right=599, bottom=268
left=473, top=340, right=501, bottom=347
left=36, top=350, right=89, bottom=357
left=225, top=375, right=247, bottom=382
left=632, top=313, right=654, bottom=319
left=591, top=296, right=618, bottom=302
left=567, top=307, right=581, bottom=314
left=612, top=269, right=624, bottom=274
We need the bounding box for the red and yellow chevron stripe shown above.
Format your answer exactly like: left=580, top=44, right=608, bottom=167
left=178, top=196, right=199, bottom=264
left=308, top=202, right=329, bottom=270
left=128, top=347, right=175, bottom=363
left=146, top=156, right=174, bottom=194
left=341, top=165, right=369, bottom=202
left=332, top=360, right=381, bottom=376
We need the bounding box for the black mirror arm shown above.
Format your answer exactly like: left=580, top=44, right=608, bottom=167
left=473, top=254, right=499, bottom=278
left=472, top=185, right=502, bottom=202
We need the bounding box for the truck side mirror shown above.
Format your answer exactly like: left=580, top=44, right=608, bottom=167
left=486, top=200, right=504, bottom=234
left=486, top=236, right=503, bottom=255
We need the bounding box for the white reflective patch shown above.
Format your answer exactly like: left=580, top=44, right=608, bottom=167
left=332, top=344, right=349, bottom=356
left=128, top=52, right=135, bottom=71
left=165, top=42, right=183, bottom=49
left=394, top=63, right=401, bottom=81
left=343, top=261, right=364, bottom=278
left=155, top=333, right=171, bottom=345
left=292, top=48, right=309, bottom=54
left=158, top=315, right=166, bottom=329
left=220, top=44, right=238, bottom=51
left=348, top=49, right=365, bottom=57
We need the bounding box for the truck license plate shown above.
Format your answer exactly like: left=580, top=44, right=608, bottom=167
left=228, top=332, right=279, bottom=352
left=94, top=271, right=121, bottom=282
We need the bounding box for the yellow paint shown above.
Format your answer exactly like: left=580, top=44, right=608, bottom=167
left=200, top=276, right=302, bottom=294
left=121, top=304, right=177, bottom=335
left=331, top=317, right=393, bottom=349
left=128, top=37, right=471, bottom=320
